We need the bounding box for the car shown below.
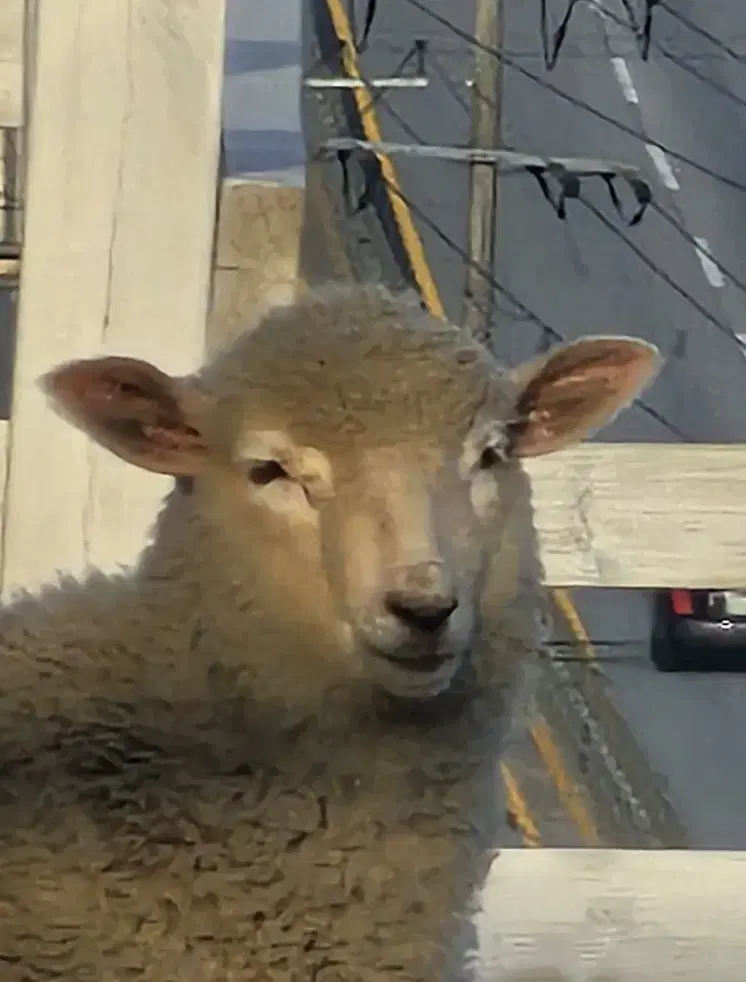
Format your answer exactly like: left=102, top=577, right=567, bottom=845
left=651, top=589, right=746, bottom=672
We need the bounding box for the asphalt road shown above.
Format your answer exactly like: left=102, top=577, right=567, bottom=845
left=506, top=0, right=746, bottom=848
left=349, top=0, right=746, bottom=847
left=581, top=0, right=746, bottom=850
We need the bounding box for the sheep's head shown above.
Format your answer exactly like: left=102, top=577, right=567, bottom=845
left=42, top=286, right=661, bottom=701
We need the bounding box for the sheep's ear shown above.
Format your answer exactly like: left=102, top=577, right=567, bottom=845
left=507, top=336, right=662, bottom=458
left=40, top=356, right=211, bottom=476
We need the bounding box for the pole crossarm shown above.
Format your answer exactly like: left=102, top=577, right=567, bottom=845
left=318, top=137, right=646, bottom=177
left=318, top=137, right=653, bottom=223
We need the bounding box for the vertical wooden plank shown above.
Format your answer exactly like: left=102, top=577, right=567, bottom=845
left=0, top=0, right=23, bottom=251
left=2, top=0, right=226, bottom=597
left=0, top=0, right=23, bottom=130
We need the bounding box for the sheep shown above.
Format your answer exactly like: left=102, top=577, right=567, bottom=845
left=0, top=283, right=660, bottom=982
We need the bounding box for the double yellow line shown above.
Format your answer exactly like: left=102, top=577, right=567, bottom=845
left=322, top=0, right=600, bottom=847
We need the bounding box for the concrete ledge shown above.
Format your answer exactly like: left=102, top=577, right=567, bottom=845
left=208, top=178, right=305, bottom=352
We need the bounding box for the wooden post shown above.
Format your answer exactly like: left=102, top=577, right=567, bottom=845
left=0, top=0, right=23, bottom=252
left=0, top=1, right=22, bottom=131
left=1, top=0, right=226, bottom=597
left=462, top=0, right=502, bottom=346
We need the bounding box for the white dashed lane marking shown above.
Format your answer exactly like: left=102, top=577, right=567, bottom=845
left=611, top=57, right=639, bottom=104
left=644, top=144, right=680, bottom=192
left=606, top=54, right=727, bottom=290
left=693, top=237, right=726, bottom=288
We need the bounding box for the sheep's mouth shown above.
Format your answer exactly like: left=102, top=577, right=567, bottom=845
left=375, top=651, right=455, bottom=674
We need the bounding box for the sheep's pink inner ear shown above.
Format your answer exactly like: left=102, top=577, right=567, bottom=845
left=508, top=337, right=662, bottom=458
left=40, top=356, right=210, bottom=476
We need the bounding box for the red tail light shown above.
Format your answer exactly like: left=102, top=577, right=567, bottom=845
left=671, top=589, right=694, bottom=616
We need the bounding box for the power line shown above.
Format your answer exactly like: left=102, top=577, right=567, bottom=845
left=397, top=179, right=691, bottom=440
left=579, top=196, right=746, bottom=359
left=594, top=1, right=746, bottom=113
left=540, top=0, right=594, bottom=70
left=541, top=0, right=660, bottom=65
left=657, top=1, right=745, bottom=62
left=397, top=0, right=746, bottom=368
left=320, top=49, right=697, bottom=440
left=346, top=161, right=692, bottom=442
left=402, top=0, right=746, bottom=196
left=332, top=79, right=738, bottom=357
left=317, top=3, right=705, bottom=442
left=649, top=200, right=746, bottom=302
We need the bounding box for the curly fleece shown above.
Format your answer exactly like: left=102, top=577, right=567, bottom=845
left=0, top=285, right=546, bottom=982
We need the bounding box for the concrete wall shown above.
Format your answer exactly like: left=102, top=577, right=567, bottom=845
left=223, top=0, right=304, bottom=186
left=208, top=0, right=306, bottom=353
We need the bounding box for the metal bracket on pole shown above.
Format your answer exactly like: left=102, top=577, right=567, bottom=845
left=318, top=137, right=654, bottom=225
left=318, top=137, right=647, bottom=177
left=305, top=39, right=431, bottom=91
left=304, top=77, right=430, bottom=91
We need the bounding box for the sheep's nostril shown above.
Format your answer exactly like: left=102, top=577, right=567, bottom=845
left=384, top=593, right=458, bottom=633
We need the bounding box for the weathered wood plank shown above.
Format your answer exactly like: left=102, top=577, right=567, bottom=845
left=528, top=443, right=746, bottom=588
left=2, top=0, right=226, bottom=598
left=0, top=1, right=23, bottom=129
left=477, top=848, right=746, bottom=980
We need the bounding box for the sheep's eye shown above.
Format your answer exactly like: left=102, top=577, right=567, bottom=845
left=248, top=460, right=289, bottom=486
left=478, top=444, right=507, bottom=469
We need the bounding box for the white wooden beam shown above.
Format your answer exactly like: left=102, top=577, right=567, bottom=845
left=528, top=443, right=746, bottom=589
left=0, top=1, right=23, bottom=129
left=476, top=848, right=746, bottom=980
left=1, top=0, right=225, bottom=598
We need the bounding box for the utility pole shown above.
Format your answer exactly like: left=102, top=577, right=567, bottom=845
left=462, top=0, right=503, bottom=349
left=315, top=0, right=651, bottom=353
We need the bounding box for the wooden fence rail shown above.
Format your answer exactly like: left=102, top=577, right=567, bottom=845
left=528, top=443, right=746, bottom=588
left=476, top=848, right=746, bottom=980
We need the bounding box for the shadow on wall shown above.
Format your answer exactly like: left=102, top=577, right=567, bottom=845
left=222, top=129, right=306, bottom=177
left=224, top=39, right=300, bottom=76
left=221, top=0, right=304, bottom=182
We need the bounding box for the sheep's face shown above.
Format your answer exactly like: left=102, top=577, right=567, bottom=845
left=230, top=417, right=520, bottom=700
left=42, top=287, right=662, bottom=701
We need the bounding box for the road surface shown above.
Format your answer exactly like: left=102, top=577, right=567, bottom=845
left=515, top=0, right=746, bottom=850
left=314, top=0, right=746, bottom=847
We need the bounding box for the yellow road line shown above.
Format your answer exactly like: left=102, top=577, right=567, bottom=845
left=310, top=179, right=545, bottom=848
left=323, top=0, right=446, bottom=320
left=501, top=762, right=541, bottom=847
left=322, top=0, right=600, bottom=846
left=553, top=586, right=596, bottom=659
left=310, top=138, right=548, bottom=849
left=531, top=717, right=600, bottom=846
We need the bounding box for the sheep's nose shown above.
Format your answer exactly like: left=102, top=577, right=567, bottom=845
left=384, top=592, right=458, bottom=633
